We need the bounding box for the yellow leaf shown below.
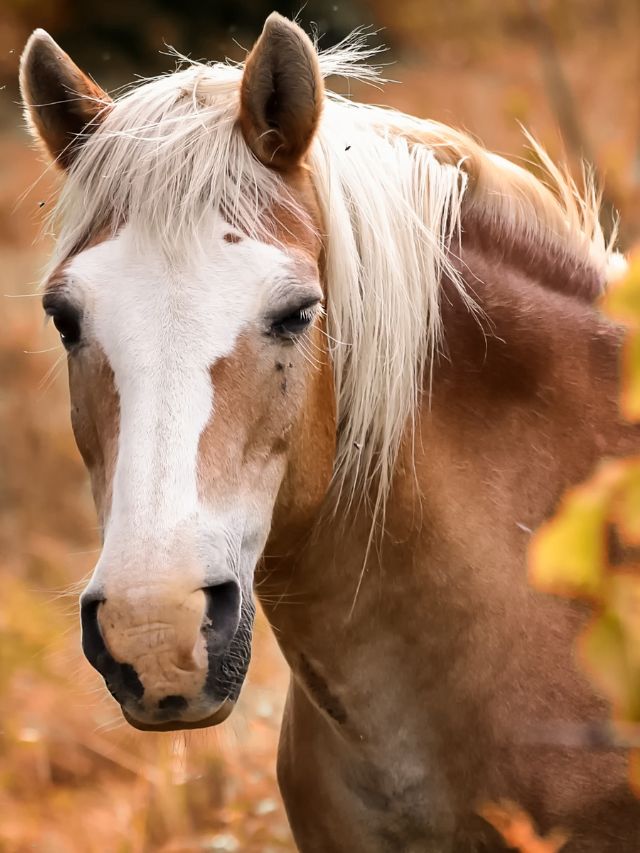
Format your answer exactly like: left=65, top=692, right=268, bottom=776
left=609, top=575, right=640, bottom=670
left=581, top=606, right=640, bottom=721
left=479, top=800, right=568, bottom=852
left=622, top=330, right=640, bottom=421
left=612, top=459, right=640, bottom=544
left=602, top=250, right=640, bottom=326
left=529, top=463, right=625, bottom=598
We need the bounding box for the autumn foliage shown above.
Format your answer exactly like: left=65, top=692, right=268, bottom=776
left=531, top=252, right=640, bottom=792
left=480, top=801, right=568, bottom=853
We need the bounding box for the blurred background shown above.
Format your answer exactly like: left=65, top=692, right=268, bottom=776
left=0, top=2, right=638, bottom=851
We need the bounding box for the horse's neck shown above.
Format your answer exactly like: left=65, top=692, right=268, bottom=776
left=259, top=232, right=636, bottom=732
left=458, top=209, right=605, bottom=301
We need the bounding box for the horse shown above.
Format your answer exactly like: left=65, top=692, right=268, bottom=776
left=19, top=13, right=640, bottom=851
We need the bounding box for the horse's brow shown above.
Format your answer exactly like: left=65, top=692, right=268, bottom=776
left=44, top=226, right=114, bottom=293
left=43, top=262, right=73, bottom=293
left=286, top=253, right=319, bottom=282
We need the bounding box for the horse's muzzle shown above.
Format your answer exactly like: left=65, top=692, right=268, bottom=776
left=80, top=579, right=254, bottom=730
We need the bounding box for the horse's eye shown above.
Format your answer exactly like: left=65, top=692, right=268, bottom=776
left=43, top=297, right=82, bottom=350
left=270, top=302, right=320, bottom=340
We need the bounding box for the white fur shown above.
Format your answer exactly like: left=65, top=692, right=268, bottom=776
left=71, top=215, right=298, bottom=592
left=606, top=250, right=629, bottom=284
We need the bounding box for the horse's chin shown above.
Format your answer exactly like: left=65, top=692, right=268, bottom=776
left=122, top=699, right=235, bottom=732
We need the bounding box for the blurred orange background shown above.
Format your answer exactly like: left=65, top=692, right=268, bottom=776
left=0, top=2, right=638, bottom=850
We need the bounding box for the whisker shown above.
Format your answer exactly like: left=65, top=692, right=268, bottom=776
left=24, top=345, right=60, bottom=354
left=37, top=352, right=66, bottom=395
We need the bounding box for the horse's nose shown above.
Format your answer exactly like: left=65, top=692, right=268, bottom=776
left=80, top=578, right=242, bottom=712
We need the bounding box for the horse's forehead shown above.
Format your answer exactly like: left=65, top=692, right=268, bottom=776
left=69, top=233, right=270, bottom=352
left=48, top=215, right=320, bottom=404
left=56, top=212, right=317, bottom=297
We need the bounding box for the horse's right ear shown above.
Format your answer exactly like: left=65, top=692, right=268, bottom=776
left=19, top=29, right=111, bottom=170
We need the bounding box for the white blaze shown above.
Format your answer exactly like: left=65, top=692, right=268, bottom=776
left=67, top=215, right=292, bottom=590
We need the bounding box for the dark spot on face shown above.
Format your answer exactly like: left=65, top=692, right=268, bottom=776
left=275, top=361, right=284, bottom=371
left=224, top=232, right=242, bottom=244
left=272, top=436, right=288, bottom=454
left=299, top=653, right=347, bottom=725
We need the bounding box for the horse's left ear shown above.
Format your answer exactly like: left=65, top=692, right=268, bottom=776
left=240, top=13, right=324, bottom=170
left=19, top=29, right=111, bottom=170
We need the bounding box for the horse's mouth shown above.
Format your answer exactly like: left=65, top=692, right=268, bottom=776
left=122, top=698, right=235, bottom=731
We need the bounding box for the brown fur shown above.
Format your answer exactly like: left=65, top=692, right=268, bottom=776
left=20, top=30, right=110, bottom=170
left=68, top=349, right=119, bottom=528
left=258, top=218, right=640, bottom=851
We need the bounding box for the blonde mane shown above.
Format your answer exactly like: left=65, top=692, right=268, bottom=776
left=48, top=35, right=613, bottom=511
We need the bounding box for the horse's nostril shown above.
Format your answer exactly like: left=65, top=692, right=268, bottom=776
left=80, top=595, right=107, bottom=671
left=80, top=594, right=144, bottom=701
left=158, top=694, right=188, bottom=713
left=204, top=580, right=241, bottom=654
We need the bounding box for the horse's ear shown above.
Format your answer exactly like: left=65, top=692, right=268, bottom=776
left=19, top=29, right=111, bottom=170
left=240, top=13, right=324, bottom=170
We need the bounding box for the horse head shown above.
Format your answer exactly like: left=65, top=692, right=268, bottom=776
left=19, top=15, right=336, bottom=730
